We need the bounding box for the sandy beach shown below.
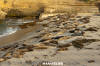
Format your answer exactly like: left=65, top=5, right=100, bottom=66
left=0, top=13, right=100, bottom=66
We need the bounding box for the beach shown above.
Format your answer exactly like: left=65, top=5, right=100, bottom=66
left=0, top=13, right=100, bottom=66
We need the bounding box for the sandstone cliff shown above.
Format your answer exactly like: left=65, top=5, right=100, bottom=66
left=0, top=0, right=99, bottom=20
left=0, top=0, right=47, bottom=19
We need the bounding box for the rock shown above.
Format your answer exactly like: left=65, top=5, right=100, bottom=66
left=0, top=51, right=8, bottom=58
left=75, top=16, right=82, bottom=18
left=39, top=38, right=49, bottom=42
left=52, top=29, right=60, bottom=33
left=69, top=29, right=75, bottom=33
left=34, top=46, right=48, bottom=49
left=59, top=36, right=70, bottom=40
left=85, top=27, right=98, bottom=31
left=25, top=45, right=34, bottom=51
left=71, top=30, right=84, bottom=36
left=51, top=36, right=64, bottom=39
left=37, top=20, right=50, bottom=25
left=5, top=53, right=12, bottom=59
left=72, top=40, right=84, bottom=49
left=58, top=37, right=83, bottom=47
left=72, top=38, right=99, bottom=49
left=88, top=60, right=95, bottom=63
left=77, top=25, right=87, bottom=31
left=0, top=10, right=7, bottom=20
left=43, top=40, right=58, bottom=46
left=57, top=32, right=73, bottom=36
left=0, top=58, right=5, bottom=62
left=57, top=47, right=68, bottom=51
left=69, top=18, right=76, bottom=21
left=33, top=44, right=48, bottom=49
left=56, top=31, right=65, bottom=35
left=68, top=28, right=84, bottom=36
left=78, top=16, right=90, bottom=23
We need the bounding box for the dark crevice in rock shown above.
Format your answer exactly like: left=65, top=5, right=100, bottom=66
left=85, top=27, right=98, bottom=31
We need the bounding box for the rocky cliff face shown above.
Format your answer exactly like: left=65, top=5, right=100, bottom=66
left=0, top=9, right=7, bottom=20
left=0, top=0, right=99, bottom=20
left=0, top=0, right=47, bottom=19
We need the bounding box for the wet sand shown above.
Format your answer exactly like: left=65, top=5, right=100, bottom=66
left=0, top=24, right=43, bottom=48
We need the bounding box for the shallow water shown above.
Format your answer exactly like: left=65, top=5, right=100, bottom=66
left=0, top=22, right=19, bottom=37
left=0, top=18, right=33, bottom=37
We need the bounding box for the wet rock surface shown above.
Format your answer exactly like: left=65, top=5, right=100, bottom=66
left=1, top=14, right=100, bottom=66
